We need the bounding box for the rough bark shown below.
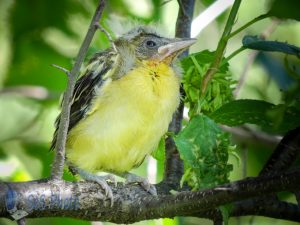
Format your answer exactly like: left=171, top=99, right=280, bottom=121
left=1, top=169, right=300, bottom=223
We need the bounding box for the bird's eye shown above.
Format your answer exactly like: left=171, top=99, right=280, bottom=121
left=146, top=40, right=157, bottom=48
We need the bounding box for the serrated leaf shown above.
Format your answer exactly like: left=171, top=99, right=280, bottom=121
left=181, top=50, right=229, bottom=74
left=174, top=115, right=232, bottom=189
left=175, top=115, right=220, bottom=165
left=210, top=99, right=300, bottom=133
left=181, top=50, right=234, bottom=114
left=242, top=36, right=300, bottom=57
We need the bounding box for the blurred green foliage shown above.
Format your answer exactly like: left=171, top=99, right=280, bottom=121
left=0, top=0, right=300, bottom=225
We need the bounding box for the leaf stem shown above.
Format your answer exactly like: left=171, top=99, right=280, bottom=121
left=227, top=13, right=269, bottom=40
left=201, top=0, right=242, bottom=96
left=50, top=0, right=106, bottom=180
left=222, top=46, right=246, bottom=65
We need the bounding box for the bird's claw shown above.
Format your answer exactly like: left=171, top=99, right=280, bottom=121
left=141, top=179, right=157, bottom=195
left=102, top=174, right=117, bottom=187
left=77, top=169, right=115, bottom=206
left=125, top=173, right=157, bottom=196
left=93, top=176, right=114, bottom=206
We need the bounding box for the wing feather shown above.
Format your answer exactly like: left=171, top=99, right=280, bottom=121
left=50, top=50, right=117, bottom=150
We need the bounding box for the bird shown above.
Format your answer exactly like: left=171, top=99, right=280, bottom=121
left=51, top=26, right=196, bottom=204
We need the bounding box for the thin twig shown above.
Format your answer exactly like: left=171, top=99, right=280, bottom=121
left=201, top=0, right=242, bottom=96
left=222, top=46, right=246, bottom=65
left=51, top=64, right=70, bottom=76
left=160, top=0, right=173, bottom=6
left=95, top=23, right=118, bottom=52
left=221, top=125, right=281, bottom=148
left=50, top=0, right=106, bottom=180
left=233, top=50, right=258, bottom=97
left=227, top=13, right=269, bottom=40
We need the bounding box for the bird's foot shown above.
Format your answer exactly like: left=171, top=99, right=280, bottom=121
left=78, top=169, right=115, bottom=206
left=123, top=172, right=157, bottom=195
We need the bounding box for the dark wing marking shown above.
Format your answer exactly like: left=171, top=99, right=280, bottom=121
left=50, top=50, right=116, bottom=150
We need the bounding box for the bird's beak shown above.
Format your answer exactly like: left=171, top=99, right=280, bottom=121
left=157, top=38, right=197, bottom=62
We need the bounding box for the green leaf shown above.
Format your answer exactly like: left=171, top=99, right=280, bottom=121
left=268, top=0, right=300, bottom=21
left=242, top=36, right=300, bottom=57
left=175, top=115, right=219, bottom=165
left=174, top=115, right=232, bottom=189
left=181, top=50, right=229, bottom=74
left=210, top=99, right=300, bottom=133
left=181, top=50, right=234, bottom=115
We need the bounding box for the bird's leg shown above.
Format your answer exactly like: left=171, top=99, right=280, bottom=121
left=69, top=165, right=115, bottom=206
left=121, top=172, right=157, bottom=195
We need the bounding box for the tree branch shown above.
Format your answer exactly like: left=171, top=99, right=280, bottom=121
left=163, top=0, right=195, bottom=188
left=1, top=169, right=300, bottom=223
left=50, top=0, right=106, bottom=180
left=260, top=126, right=300, bottom=176
left=230, top=201, right=300, bottom=221
left=233, top=126, right=300, bottom=221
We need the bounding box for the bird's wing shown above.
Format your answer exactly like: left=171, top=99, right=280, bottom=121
left=50, top=50, right=117, bottom=150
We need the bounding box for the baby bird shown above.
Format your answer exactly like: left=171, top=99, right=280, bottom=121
left=51, top=26, right=196, bottom=204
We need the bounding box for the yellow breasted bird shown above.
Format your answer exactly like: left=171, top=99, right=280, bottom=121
left=51, top=26, right=196, bottom=203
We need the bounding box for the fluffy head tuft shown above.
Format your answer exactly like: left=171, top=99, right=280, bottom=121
left=105, top=15, right=170, bottom=39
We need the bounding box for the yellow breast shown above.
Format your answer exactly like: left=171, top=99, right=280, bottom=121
left=66, top=61, right=180, bottom=173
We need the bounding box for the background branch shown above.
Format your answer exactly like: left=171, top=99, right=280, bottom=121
left=163, top=0, right=195, bottom=187
left=260, top=126, right=300, bottom=175
left=50, top=0, right=106, bottom=180
left=221, top=125, right=281, bottom=148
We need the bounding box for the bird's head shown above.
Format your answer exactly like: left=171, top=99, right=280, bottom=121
left=114, top=26, right=197, bottom=65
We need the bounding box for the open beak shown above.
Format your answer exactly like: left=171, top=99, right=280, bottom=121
left=157, top=38, right=197, bottom=62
